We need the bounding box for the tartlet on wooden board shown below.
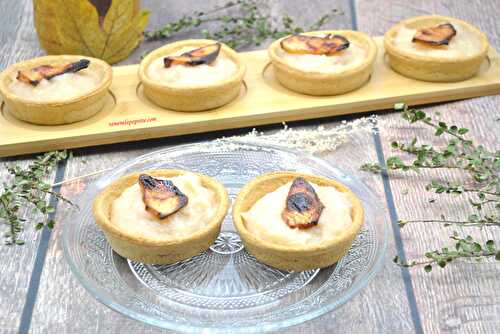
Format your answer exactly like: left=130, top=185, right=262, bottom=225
left=268, top=30, right=377, bottom=96
left=0, top=55, right=112, bottom=125
left=384, top=15, right=489, bottom=82
left=138, top=39, right=246, bottom=112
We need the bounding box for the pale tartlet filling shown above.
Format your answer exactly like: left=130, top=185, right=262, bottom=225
left=392, top=22, right=483, bottom=58
left=241, top=181, right=352, bottom=247
left=8, top=69, right=102, bottom=102
left=111, top=173, right=217, bottom=241
left=277, top=41, right=367, bottom=73
left=147, top=46, right=238, bottom=87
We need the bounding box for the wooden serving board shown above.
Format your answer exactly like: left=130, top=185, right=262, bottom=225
left=1, top=37, right=500, bottom=157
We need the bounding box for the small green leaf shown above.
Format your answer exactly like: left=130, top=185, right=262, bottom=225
left=47, top=219, right=55, bottom=229
left=472, top=243, right=482, bottom=252
left=386, top=157, right=404, bottom=169
left=424, top=265, right=432, bottom=272
left=415, top=111, right=426, bottom=120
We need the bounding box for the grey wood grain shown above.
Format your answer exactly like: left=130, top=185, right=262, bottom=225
left=27, top=1, right=413, bottom=333
left=0, top=0, right=497, bottom=333
left=0, top=160, right=57, bottom=334
left=356, top=0, right=500, bottom=333
left=0, top=0, right=56, bottom=332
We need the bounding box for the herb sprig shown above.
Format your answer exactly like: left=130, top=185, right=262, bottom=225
left=0, top=151, right=74, bottom=245
left=361, top=104, right=499, bottom=271
left=394, top=233, right=498, bottom=273
left=145, top=0, right=342, bottom=49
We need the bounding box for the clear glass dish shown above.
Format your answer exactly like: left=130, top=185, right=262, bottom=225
left=62, top=142, right=388, bottom=333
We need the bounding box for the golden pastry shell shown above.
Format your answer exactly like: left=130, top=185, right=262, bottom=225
left=92, top=169, right=230, bottom=264
left=0, top=55, right=112, bottom=125
left=138, top=39, right=246, bottom=111
left=384, top=15, right=489, bottom=82
left=232, top=171, right=365, bottom=271
left=268, top=30, right=377, bottom=96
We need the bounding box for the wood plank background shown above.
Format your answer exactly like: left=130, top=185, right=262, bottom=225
left=0, top=0, right=498, bottom=333
left=356, top=2, right=500, bottom=333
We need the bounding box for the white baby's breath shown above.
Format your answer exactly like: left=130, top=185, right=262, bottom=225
left=212, top=115, right=379, bottom=154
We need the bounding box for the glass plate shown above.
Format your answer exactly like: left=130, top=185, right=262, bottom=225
left=62, top=142, right=388, bottom=333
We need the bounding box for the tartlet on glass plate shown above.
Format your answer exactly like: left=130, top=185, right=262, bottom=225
left=232, top=171, right=364, bottom=271
left=0, top=55, right=112, bottom=125
left=92, top=169, right=229, bottom=264
left=384, top=15, right=489, bottom=82
left=267, top=30, right=377, bottom=96
left=138, top=39, right=246, bottom=111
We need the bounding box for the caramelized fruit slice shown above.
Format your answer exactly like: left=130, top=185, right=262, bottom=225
left=412, top=23, right=457, bottom=46
left=280, top=34, right=350, bottom=55
left=139, top=174, right=188, bottom=219
left=281, top=177, right=325, bottom=229
left=164, top=43, right=222, bottom=68
left=16, top=59, right=90, bottom=86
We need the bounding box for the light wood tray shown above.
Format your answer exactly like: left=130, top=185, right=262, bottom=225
left=1, top=37, right=500, bottom=157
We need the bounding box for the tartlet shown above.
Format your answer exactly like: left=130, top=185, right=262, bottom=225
left=93, top=169, right=229, bottom=264
left=384, top=15, right=489, bottom=82
left=268, top=30, right=377, bottom=96
left=0, top=55, right=112, bottom=125
left=138, top=39, right=246, bottom=111
left=233, top=172, right=364, bottom=271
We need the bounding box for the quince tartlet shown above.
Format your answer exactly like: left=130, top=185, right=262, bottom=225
left=0, top=55, right=112, bottom=125
left=139, top=39, right=246, bottom=111
left=384, top=15, right=489, bottom=82
left=233, top=172, right=364, bottom=271
left=93, top=170, right=229, bottom=264
left=268, top=31, right=377, bottom=95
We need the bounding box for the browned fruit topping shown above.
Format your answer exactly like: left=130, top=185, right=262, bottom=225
left=281, top=177, right=325, bottom=229
left=164, top=43, right=222, bottom=68
left=412, top=23, right=457, bottom=46
left=138, top=174, right=188, bottom=219
left=280, top=34, right=350, bottom=56
left=16, top=59, right=90, bottom=86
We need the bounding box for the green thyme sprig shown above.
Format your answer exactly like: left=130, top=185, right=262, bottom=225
left=398, top=213, right=500, bottom=228
left=394, top=234, right=499, bottom=272
left=0, top=151, right=74, bottom=245
left=145, top=0, right=342, bottom=49
left=361, top=104, right=499, bottom=271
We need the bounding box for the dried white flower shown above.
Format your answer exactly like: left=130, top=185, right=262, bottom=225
left=211, top=115, right=380, bottom=154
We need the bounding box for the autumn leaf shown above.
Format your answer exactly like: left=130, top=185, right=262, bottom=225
left=33, top=0, right=149, bottom=64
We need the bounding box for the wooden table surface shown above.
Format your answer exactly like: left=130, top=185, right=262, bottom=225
left=1, top=0, right=499, bottom=333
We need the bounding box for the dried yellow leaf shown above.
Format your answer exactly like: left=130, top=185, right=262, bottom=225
left=33, top=0, right=149, bottom=64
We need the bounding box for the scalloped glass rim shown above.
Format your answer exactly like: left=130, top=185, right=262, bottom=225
left=61, top=141, right=388, bottom=333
